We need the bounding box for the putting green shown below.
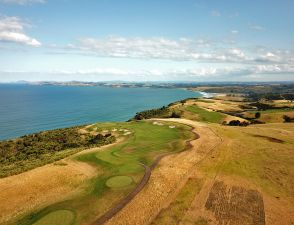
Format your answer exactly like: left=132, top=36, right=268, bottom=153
left=106, top=175, right=133, bottom=188
left=33, top=210, right=75, bottom=225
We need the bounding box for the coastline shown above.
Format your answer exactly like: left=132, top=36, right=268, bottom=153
left=0, top=86, right=205, bottom=141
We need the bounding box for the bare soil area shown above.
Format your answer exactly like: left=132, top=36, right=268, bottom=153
left=205, top=180, right=265, bottom=225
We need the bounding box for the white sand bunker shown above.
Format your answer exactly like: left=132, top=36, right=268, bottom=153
left=123, top=132, right=132, bottom=136
left=112, top=128, right=117, bottom=132
left=169, top=126, right=176, bottom=129
left=153, top=121, right=163, bottom=126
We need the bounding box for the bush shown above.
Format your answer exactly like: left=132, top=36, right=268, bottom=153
left=171, top=111, right=181, bottom=118
left=249, top=102, right=272, bottom=111
left=283, top=115, right=294, bottom=123
left=0, top=126, right=115, bottom=178
left=255, top=112, right=261, bottom=119
left=134, top=106, right=170, bottom=120
left=227, top=120, right=250, bottom=127
left=228, top=120, right=241, bottom=126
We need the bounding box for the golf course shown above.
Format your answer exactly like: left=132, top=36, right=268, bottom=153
left=0, top=120, right=195, bottom=225
left=0, top=94, right=293, bottom=225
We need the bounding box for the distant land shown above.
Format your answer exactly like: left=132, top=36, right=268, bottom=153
left=2, top=80, right=294, bottom=91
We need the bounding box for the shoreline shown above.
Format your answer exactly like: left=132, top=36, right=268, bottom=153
left=0, top=88, right=206, bottom=141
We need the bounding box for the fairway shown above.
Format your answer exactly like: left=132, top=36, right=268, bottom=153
left=32, top=210, right=75, bottom=225
left=185, top=105, right=224, bottom=123
left=14, top=120, right=193, bottom=225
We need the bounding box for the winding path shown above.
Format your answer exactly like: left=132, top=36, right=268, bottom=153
left=92, top=120, right=200, bottom=225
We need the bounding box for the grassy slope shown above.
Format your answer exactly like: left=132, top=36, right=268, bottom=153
left=151, top=178, right=203, bottom=225
left=14, top=120, right=193, bottom=225
left=200, top=123, right=294, bottom=198
left=243, top=108, right=294, bottom=123
left=185, top=105, right=224, bottom=123
left=0, top=127, right=115, bottom=178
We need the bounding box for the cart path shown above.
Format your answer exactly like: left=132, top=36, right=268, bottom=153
left=92, top=120, right=200, bottom=225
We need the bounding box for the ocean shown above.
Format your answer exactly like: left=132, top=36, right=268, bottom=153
left=0, top=84, right=202, bottom=140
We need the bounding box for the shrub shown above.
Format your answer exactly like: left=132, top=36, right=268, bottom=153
left=134, top=106, right=170, bottom=120
left=228, top=120, right=241, bottom=126
left=171, top=111, right=181, bottom=118
left=255, top=112, right=261, bottom=119
left=0, top=126, right=115, bottom=178
left=283, top=115, right=294, bottom=123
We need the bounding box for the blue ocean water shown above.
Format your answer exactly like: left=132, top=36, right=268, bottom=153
left=0, top=84, right=202, bottom=140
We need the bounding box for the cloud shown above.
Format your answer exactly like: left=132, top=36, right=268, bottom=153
left=249, top=24, right=265, bottom=31
left=2, top=63, right=293, bottom=81
left=211, top=10, right=221, bottom=17
left=231, top=30, right=239, bottom=35
left=47, top=36, right=294, bottom=66
left=229, top=12, right=239, bottom=18
left=0, top=16, right=41, bottom=46
left=53, top=37, right=239, bottom=62
left=228, top=48, right=245, bottom=59
left=0, top=0, right=45, bottom=5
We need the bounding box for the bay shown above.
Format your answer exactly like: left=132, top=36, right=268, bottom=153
left=0, top=84, right=202, bottom=140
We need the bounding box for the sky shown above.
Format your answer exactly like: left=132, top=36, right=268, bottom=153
left=0, top=0, right=293, bottom=82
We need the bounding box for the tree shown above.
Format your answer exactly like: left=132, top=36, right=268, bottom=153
left=228, top=120, right=241, bottom=126
left=255, top=112, right=261, bottom=119
left=171, top=112, right=180, bottom=118
left=283, top=115, right=293, bottom=123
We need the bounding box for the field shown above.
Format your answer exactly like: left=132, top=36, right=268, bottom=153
left=104, top=119, right=294, bottom=225
left=242, top=108, right=294, bottom=123
left=1, top=120, right=193, bottom=225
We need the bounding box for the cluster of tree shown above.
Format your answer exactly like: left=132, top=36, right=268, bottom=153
left=248, top=93, right=294, bottom=101
left=223, top=120, right=250, bottom=127
left=283, top=115, right=294, bottom=123
left=0, top=127, right=115, bottom=165
left=249, top=102, right=274, bottom=111
left=171, top=111, right=181, bottom=118
left=133, top=106, right=170, bottom=120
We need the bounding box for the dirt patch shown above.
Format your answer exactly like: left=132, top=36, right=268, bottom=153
left=205, top=180, right=265, bottom=225
left=252, top=134, right=284, bottom=143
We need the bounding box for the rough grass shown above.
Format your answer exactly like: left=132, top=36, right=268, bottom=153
left=243, top=109, right=294, bottom=123
left=194, top=217, right=209, bottom=225
left=151, top=178, right=203, bottom=225
left=200, top=123, right=294, bottom=197
left=185, top=105, right=224, bottom=123
left=15, top=120, right=193, bottom=225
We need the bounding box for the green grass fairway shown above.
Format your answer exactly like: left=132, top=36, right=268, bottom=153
left=32, top=210, right=75, bottom=225
left=185, top=105, right=224, bottom=123
left=106, top=176, right=133, bottom=188
left=16, top=120, right=194, bottom=225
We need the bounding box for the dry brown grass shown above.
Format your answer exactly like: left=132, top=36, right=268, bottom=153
left=0, top=160, right=97, bottom=224
left=0, top=141, right=122, bottom=225
left=104, top=120, right=294, bottom=225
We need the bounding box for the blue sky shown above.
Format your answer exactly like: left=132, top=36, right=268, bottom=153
left=0, top=0, right=293, bottom=82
